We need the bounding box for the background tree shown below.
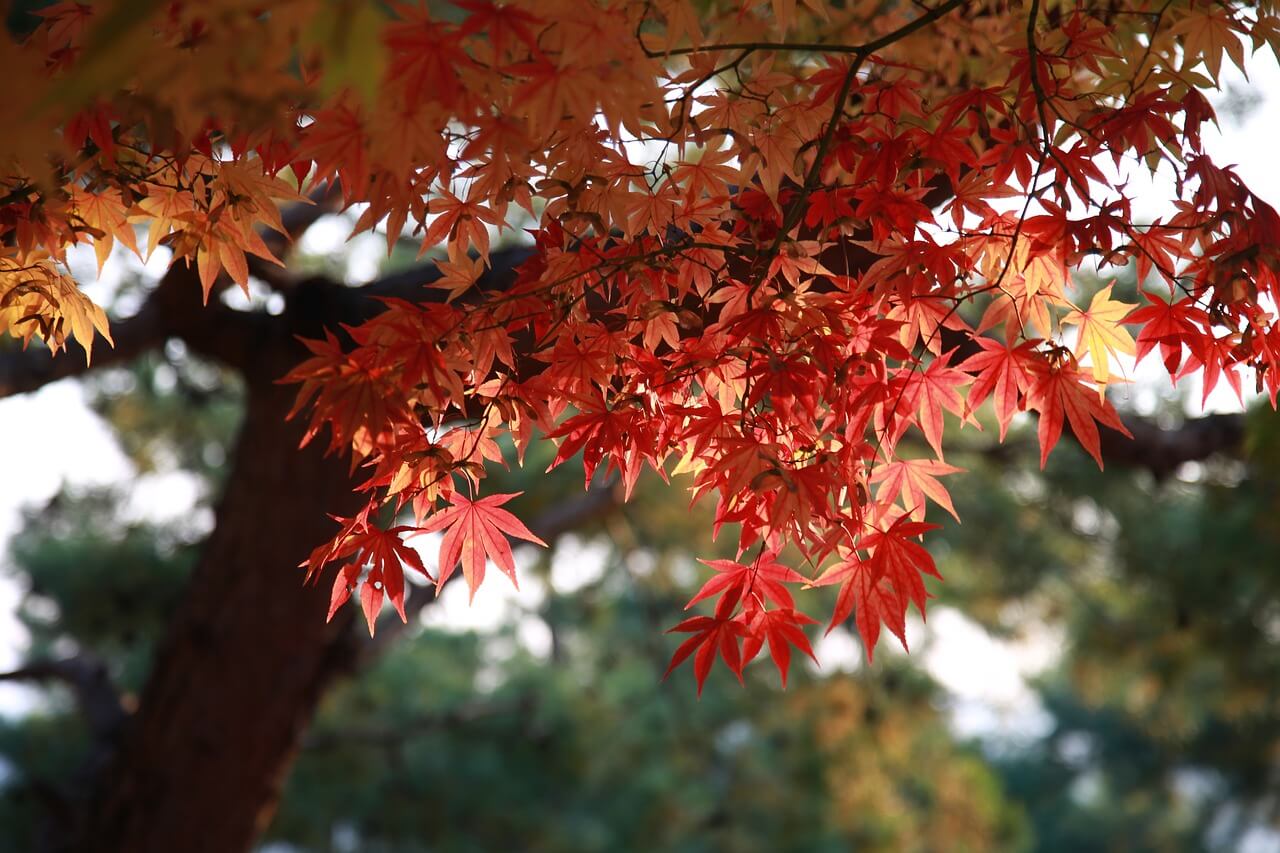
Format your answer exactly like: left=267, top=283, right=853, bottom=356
left=3, top=0, right=1280, bottom=850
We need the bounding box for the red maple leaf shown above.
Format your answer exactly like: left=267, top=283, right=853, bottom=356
left=1027, top=362, right=1132, bottom=468
left=860, top=517, right=942, bottom=618
left=741, top=608, right=819, bottom=688
left=663, top=614, right=749, bottom=696
left=545, top=401, right=651, bottom=498
left=1128, top=293, right=1209, bottom=378
left=815, top=557, right=907, bottom=663
left=418, top=492, right=547, bottom=599
left=685, top=552, right=807, bottom=612
left=318, top=522, right=433, bottom=634
left=1179, top=331, right=1244, bottom=407
left=870, top=458, right=964, bottom=521
left=814, top=517, right=941, bottom=661
left=902, top=350, right=973, bottom=458
left=961, top=336, right=1041, bottom=440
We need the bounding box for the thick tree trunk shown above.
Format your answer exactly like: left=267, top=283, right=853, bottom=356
left=65, top=377, right=365, bottom=853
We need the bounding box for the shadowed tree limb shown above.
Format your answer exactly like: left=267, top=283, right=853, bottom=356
left=1100, top=412, right=1246, bottom=479
left=0, top=655, right=126, bottom=739
left=969, top=411, right=1248, bottom=478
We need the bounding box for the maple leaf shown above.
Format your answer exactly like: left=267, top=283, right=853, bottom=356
left=0, top=252, right=113, bottom=362
left=417, top=492, right=547, bottom=599
left=685, top=552, right=807, bottom=613
left=1127, top=293, right=1208, bottom=378
left=804, top=188, right=855, bottom=230
left=1128, top=222, right=1186, bottom=284
left=741, top=607, right=819, bottom=688
left=1180, top=331, right=1245, bottom=408
left=313, top=522, right=433, bottom=634
left=814, top=557, right=907, bottom=664
left=423, top=189, right=501, bottom=261
left=327, top=563, right=362, bottom=622
left=902, top=350, right=973, bottom=459
left=1062, top=283, right=1136, bottom=390
left=1027, top=362, right=1132, bottom=469
left=674, top=146, right=738, bottom=201
left=360, top=574, right=384, bottom=635
left=69, top=187, right=139, bottom=273
left=431, top=253, right=486, bottom=302
left=813, top=518, right=940, bottom=661
left=545, top=399, right=649, bottom=496
left=297, top=103, right=370, bottom=203
left=870, top=458, right=964, bottom=521
left=1171, top=7, right=1247, bottom=84
left=860, top=517, right=942, bottom=619
left=663, top=614, right=748, bottom=696
left=961, top=337, right=1041, bottom=440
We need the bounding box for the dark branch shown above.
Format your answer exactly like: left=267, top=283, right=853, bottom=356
left=0, top=184, right=348, bottom=401
left=0, top=305, right=164, bottom=398
left=971, top=410, right=1248, bottom=478
left=0, top=251, right=315, bottom=404
left=642, top=0, right=968, bottom=58
left=278, top=246, right=534, bottom=352
left=0, top=655, right=126, bottom=738
left=1101, top=412, right=1246, bottom=479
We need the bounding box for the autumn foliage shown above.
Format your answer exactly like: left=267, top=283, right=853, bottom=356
left=3, top=0, right=1279, bottom=692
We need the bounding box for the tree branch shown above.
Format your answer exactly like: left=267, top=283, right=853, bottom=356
left=970, top=410, right=1248, bottom=477
left=0, top=655, right=126, bottom=739
left=1, top=185, right=346, bottom=401
left=1101, top=412, right=1246, bottom=479
left=642, top=0, right=967, bottom=58
left=0, top=305, right=165, bottom=398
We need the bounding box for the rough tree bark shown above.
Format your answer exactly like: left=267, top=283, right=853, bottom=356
left=65, top=373, right=367, bottom=853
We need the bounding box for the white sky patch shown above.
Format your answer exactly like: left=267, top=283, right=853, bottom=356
left=415, top=539, right=555, bottom=682
left=807, top=626, right=864, bottom=675
left=919, top=607, right=1060, bottom=741
left=0, top=382, right=131, bottom=543
left=121, top=470, right=206, bottom=528
left=297, top=214, right=355, bottom=257
left=549, top=533, right=611, bottom=594
left=0, top=382, right=131, bottom=716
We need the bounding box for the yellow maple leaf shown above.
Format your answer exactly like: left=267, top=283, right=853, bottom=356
left=1063, top=283, right=1136, bottom=390
left=70, top=187, right=140, bottom=274
left=431, top=254, right=485, bottom=303
left=1171, top=8, right=1247, bottom=85
left=0, top=251, right=112, bottom=363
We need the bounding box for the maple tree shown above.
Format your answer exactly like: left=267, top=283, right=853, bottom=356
left=4, top=0, right=1280, bottom=703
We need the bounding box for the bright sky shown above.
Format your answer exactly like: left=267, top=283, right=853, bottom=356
left=1, top=50, right=1278, bottom=738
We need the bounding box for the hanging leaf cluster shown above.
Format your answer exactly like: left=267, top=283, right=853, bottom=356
left=3, top=0, right=1280, bottom=688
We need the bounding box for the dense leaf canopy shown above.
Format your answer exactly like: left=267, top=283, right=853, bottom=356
left=3, top=0, right=1278, bottom=687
